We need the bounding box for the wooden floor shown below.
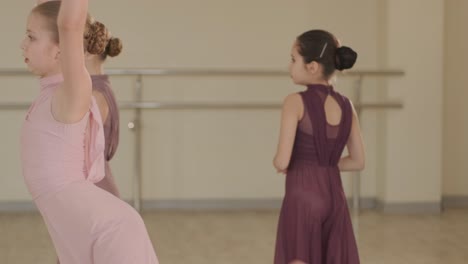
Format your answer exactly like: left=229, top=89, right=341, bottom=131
left=1, top=209, right=467, bottom=263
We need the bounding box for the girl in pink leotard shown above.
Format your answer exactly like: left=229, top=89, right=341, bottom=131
left=55, top=20, right=123, bottom=264
left=20, top=1, right=158, bottom=263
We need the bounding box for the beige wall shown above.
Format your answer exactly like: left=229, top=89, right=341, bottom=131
left=443, top=0, right=468, bottom=197
left=0, top=0, right=449, bottom=209
left=381, top=0, right=444, bottom=206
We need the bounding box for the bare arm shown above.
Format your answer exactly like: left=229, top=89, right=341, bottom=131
left=52, top=0, right=91, bottom=123
left=338, top=102, right=365, bottom=171
left=273, top=93, right=302, bottom=173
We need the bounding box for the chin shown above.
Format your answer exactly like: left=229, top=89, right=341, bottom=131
left=26, top=66, right=37, bottom=75
left=291, top=79, right=303, bottom=85
left=29, top=67, right=49, bottom=78
left=33, top=70, right=48, bottom=78
left=29, top=69, right=42, bottom=77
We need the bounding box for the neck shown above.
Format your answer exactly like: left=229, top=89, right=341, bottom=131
left=85, top=60, right=104, bottom=75
left=304, top=73, right=332, bottom=86
left=314, top=80, right=331, bottom=86
left=306, top=79, right=331, bottom=86
left=40, top=68, right=62, bottom=79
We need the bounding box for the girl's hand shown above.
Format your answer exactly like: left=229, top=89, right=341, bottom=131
left=277, top=168, right=287, bottom=175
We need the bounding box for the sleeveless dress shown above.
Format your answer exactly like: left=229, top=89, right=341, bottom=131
left=21, top=74, right=159, bottom=264
left=91, top=75, right=120, bottom=197
left=274, top=84, right=360, bottom=264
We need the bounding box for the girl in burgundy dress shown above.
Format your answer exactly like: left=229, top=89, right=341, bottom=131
left=85, top=19, right=123, bottom=198
left=273, top=29, right=365, bottom=264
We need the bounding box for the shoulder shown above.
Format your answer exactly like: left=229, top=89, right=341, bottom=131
left=339, top=95, right=357, bottom=116
left=283, top=92, right=303, bottom=106
left=281, top=93, right=303, bottom=120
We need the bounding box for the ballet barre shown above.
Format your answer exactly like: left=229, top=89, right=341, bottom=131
left=0, top=68, right=403, bottom=77
left=0, top=101, right=403, bottom=111
left=0, top=68, right=404, bottom=217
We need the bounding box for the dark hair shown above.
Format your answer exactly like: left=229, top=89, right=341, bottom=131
left=32, top=1, right=107, bottom=55
left=296, top=29, right=357, bottom=79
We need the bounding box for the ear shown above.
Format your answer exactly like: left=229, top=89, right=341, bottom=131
left=305, top=61, right=320, bottom=74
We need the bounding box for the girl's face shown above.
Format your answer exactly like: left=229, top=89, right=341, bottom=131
left=289, top=42, right=309, bottom=85
left=288, top=41, right=321, bottom=85
left=20, top=12, right=61, bottom=78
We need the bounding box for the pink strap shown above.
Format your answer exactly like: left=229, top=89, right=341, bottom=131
left=85, top=97, right=105, bottom=183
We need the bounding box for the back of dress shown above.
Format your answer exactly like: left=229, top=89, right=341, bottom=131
left=91, top=74, right=120, bottom=161
left=290, top=84, right=353, bottom=168
left=274, top=84, right=360, bottom=264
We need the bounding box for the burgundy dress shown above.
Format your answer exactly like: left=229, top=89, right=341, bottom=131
left=91, top=75, right=120, bottom=197
left=274, top=84, right=360, bottom=264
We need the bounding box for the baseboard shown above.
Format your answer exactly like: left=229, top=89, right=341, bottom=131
left=140, top=197, right=378, bottom=211
left=376, top=200, right=441, bottom=214
left=0, top=199, right=282, bottom=213
left=347, top=197, right=378, bottom=210
left=442, top=195, right=468, bottom=208
left=141, top=199, right=282, bottom=210
left=0, top=197, right=456, bottom=213
left=140, top=198, right=442, bottom=213
left=0, top=201, right=37, bottom=212
left=0, top=197, right=378, bottom=212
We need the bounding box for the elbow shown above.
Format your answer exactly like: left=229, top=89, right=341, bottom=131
left=356, top=159, right=365, bottom=171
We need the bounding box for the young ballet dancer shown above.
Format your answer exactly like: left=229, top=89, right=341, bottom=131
left=85, top=19, right=122, bottom=198
left=273, top=29, right=365, bottom=264
left=20, top=1, right=158, bottom=263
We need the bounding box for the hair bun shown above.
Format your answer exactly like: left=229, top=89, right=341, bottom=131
left=335, top=46, right=357, bottom=70
left=85, top=21, right=108, bottom=55
left=106, top=37, right=123, bottom=57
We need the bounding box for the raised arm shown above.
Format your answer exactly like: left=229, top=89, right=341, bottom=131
left=53, top=0, right=92, bottom=123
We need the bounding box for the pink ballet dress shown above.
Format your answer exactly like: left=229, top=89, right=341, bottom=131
left=20, top=74, right=159, bottom=264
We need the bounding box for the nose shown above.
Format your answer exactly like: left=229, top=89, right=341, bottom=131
left=20, top=37, right=27, bottom=51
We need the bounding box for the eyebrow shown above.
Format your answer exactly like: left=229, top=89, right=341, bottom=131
left=26, top=29, right=37, bottom=37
